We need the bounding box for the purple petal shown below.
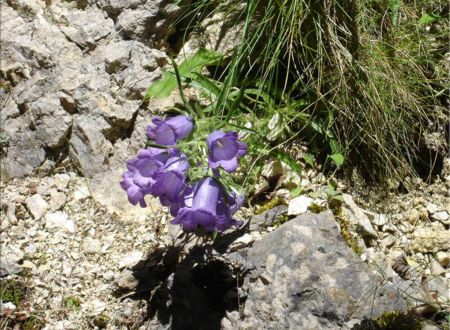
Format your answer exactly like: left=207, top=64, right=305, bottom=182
left=166, top=116, right=194, bottom=141
left=207, top=131, right=245, bottom=173
left=170, top=177, right=242, bottom=232
left=191, top=177, right=220, bottom=214
left=120, top=172, right=134, bottom=190
left=210, top=158, right=239, bottom=173
left=146, top=117, right=161, bottom=140
left=207, top=130, right=226, bottom=149
left=127, top=185, right=146, bottom=207
left=147, top=118, right=176, bottom=145
left=229, top=191, right=244, bottom=214
left=164, top=154, right=190, bottom=173
left=151, top=171, right=186, bottom=202
left=210, top=138, right=238, bottom=161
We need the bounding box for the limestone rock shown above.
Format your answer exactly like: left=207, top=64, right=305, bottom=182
left=116, top=7, right=159, bottom=40
left=341, top=194, right=378, bottom=238
left=25, top=194, right=48, bottom=219
left=118, top=251, right=144, bottom=269
left=0, top=244, right=24, bottom=276
left=115, top=269, right=139, bottom=290
left=241, top=212, right=407, bottom=329
left=431, top=210, right=449, bottom=224
left=48, top=191, right=67, bottom=211
left=229, top=234, right=254, bottom=252
left=96, top=0, right=144, bottom=18
left=89, top=168, right=159, bottom=222
left=29, top=97, right=72, bottom=148
left=82, top=237, right=102, bottom=255
left=58, top=8, right=114, bottom=49
left=45, top=211, right=75, bottom=233
left=435, top=251, right=449, bottom=268
left=410, top=223, right=450, bottom=253
left=1, top=130, right=45, bottom=180
left=90, top=94, right=140, bottom=135
left=288, top=195, right=313, bottom=216
left=102, top=40, right=134, bottom=73
left=69, top=116, right=113, bottom=178
left=249, top=205, right=288, bottom=231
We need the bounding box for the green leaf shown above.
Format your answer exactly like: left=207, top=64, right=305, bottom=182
left=270, top=149, right=302, bottom=173
left=329, top=153, right=344, bottom=167
left=419, top=13, right=441, bottom=25
left=302, top=153, right=315, bottom=167
left=189, top=72, right=222, bottom=97
left=144, top=48, right=223, bottom=100
left=290, top=186, right=303, bottom=198
left=390, top=0, right=400, bottom=25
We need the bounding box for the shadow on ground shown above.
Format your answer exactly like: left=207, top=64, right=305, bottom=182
left=116, top=233, right=246, bottom=330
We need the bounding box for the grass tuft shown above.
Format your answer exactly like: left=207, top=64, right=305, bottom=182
left=174, top=0, right=448, bottom=185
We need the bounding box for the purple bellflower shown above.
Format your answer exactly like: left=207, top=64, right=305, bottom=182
left=120, top=171, right=148, bottom=207
left=171, top=177, right=242, bottom=232
left=151, top=153, right=190, bottom=206
left=207, top=131, right=247, bottom=173
left=147, top=115, right=194, bottom=146
left=120, top=147, right=180, bottom=207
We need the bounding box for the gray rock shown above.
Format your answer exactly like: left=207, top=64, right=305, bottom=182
left=58, top=8, right=114, bottom=49
left=96, top=0, right=144, bottom=18
left=45, top=211, right=75, bottom=233
left=342, top=194, right=378, bottom=238
left=6, top=0, right=43, bottom=17
left=116, top=6, right=159, bottom=40
left=2, top=5, right=83, bottom=69
left=1, top=130, right=45, bottom=180
left=82, top=237, right=102, bottom=255
left=6, top=202, right=18, bottom=225
left=58, top=91, right=77, bottom=114
left=249, top=205, right=287, bottom=231
left=0, top=245, right=24, bottom=276
left=48, top=191, right=66, bottom=211
left=240, top=212, right=407, bottom=329
left=69, top=116, right=113, bottom=178
left=25, top=194, right=48, bottom=219
left=410, top=222, right=450, bottom=253
left=431, top=210, right=449, bottom=224
left=115, top=269, right=139, bottom=290
left=58, top=66, right=111, bottom=97
left=90, top=94, right=140, bottom=136
left=367, top=213, right=388, bottom=226
left=181, top=7, right=245, bottom=58
left=118, top=250, right=144, bottom=269
left=102, top=40, right=134, bottom=74
left=30, top=97, right=72, bottom=148
left=89, top=168, right=158, bottom=222
left=115, top=45, right=166, bottom=99
left=228, top=234, right=254, bottom=252
left=288, top=195, right=313, bottom=215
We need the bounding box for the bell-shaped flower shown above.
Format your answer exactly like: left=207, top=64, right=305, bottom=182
left=147, top=115, right=194, bottom=146
left=120, top=147, right=179, bottom=207
left=171, top=177, right=242, bottom=232
left=151, top=154, right=190, bottom=205
left=207, top=131, right=247, bottom=173
left=120, top=170, right=148, bottom=207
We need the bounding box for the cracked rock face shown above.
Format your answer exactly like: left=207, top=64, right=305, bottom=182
left=238, top=212, right=408, bottom=330
left=0, top=0, right=181, bottom=181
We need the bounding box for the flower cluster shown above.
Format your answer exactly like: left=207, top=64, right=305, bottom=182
left=120, top=115, right=247, bottom=233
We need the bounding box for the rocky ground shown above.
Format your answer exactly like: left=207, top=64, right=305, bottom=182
left=1, top=160, right=449, bottom=329
left=1, top=0, right=449, bottom=328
